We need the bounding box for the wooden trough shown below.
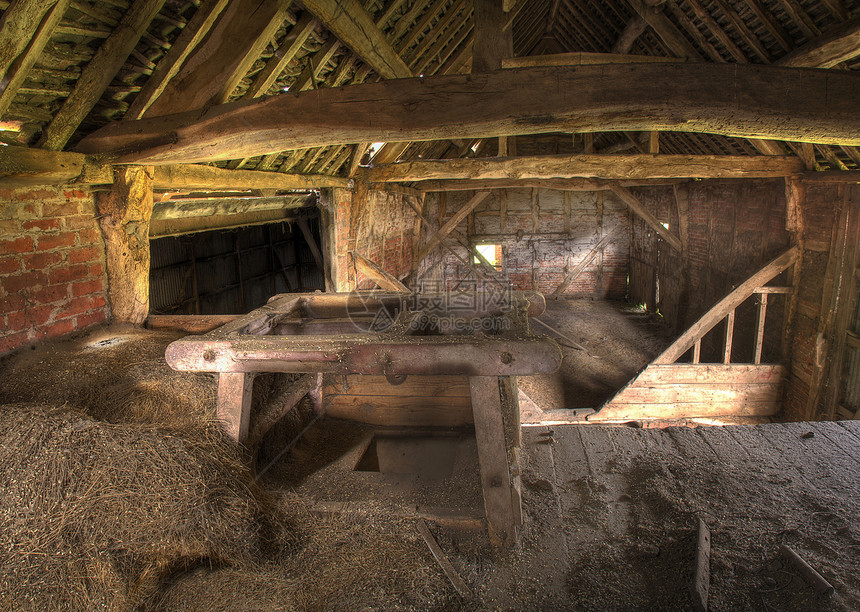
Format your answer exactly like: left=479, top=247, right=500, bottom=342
left=165, top=290, right=562, bottom=545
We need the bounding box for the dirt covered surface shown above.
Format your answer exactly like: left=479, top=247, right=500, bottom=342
left=1, top=325, right=858, bottom=610
left=519, top=299, right=673, bottom=414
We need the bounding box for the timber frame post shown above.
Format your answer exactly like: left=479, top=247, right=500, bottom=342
left=96, top=166, right=155, bottom=325
left=469, top=375, right=522, bottom=546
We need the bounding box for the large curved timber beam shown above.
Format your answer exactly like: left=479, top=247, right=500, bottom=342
left=75, top=63, right=860, bottom=164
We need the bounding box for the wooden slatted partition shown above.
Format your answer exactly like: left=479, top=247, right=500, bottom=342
left=590, top=248, right=798, bottom=422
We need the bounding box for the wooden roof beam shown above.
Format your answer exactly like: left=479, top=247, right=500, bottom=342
left=139, top=0, right=292, bottom=118
left=611, top=14, right=648, bottom=54
left=75, top=64, right=860, bottom=164
left=626, top=0, right=702, bottom=59
left=150, top=164, right=350, bottom=190
left=36, top=0, right=166, bottom=150
left=365, top=154, right=805, bottom=183
left=776, top=18, right=860, bottom=69
left=300, top=0, right=412, bottom=79
left=126, top=0, right=230, bottom=119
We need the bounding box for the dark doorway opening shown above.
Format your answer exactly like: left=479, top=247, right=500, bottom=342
left=149, top=213, right=325, bottom=315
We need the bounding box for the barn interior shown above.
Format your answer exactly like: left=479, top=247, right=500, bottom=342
left=1, top=0, right=860, bottom=609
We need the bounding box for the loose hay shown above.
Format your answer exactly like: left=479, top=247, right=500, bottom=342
left=0, top=325, right=218, bottom=430
left=0, top=403, right=291, bottom=611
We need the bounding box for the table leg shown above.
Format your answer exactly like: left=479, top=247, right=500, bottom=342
left=217, top=372, right=254, bottom=443
left=469, top=375, right=522, bottom=546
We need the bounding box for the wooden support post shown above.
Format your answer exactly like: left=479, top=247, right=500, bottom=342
left=692, top=339, right=701, bottom=364
left=297, top=217, right=331, bottom=289
left=217, top=372, right=254, bottom=443
left=96, top=166, right=154, bottom=325
left=692, top=518, right=711, bottom=612
left=416, top=191, right=490, bottom=264
left=350, top=251, right=409, bottom=291
left=649, top=131, right=660, bottom=154
left=723, top=309, right=735, bottom=364
left=609, top=184, right=683, bottom=252
left=753, top=293, right=768, bottom=364
left=469, top=375, right=520, bottom=546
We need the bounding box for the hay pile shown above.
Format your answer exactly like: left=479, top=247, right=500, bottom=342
left=0, top=403, right=291, bottom=610
left=0, top=325, right=217, bottom=430
left=0, top=326, right=457, bottom=610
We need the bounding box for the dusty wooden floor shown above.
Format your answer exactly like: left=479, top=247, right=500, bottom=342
left=490, top=420, right=860, bottom=610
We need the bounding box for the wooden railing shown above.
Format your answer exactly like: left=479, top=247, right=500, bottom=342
left=589, top=247, right=798, bottom=422
left=653, top=247, right=798, bottom=365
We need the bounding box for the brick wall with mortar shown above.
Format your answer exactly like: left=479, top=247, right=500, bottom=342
left=420, top=189, right=629, bottom=298
left=629, top=180, right=792, bottom=363
left=1, top=186, right=109, bottom=355
left=329, top=187, right=419, bottom=291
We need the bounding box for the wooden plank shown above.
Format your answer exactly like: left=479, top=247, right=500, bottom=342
left=216, top=372, right=254, bottom=442
left=142, top=0, right=291, bottom=118
left=589, top=401, right=780, bottom=421
left=416, top=178, right=687, bottom=192
left=324, top=394, right=473, bottom=427
left=610, top=185, right=683, bottom=252
left=611, top=14, right=648, bottom=53
left=126, top=0, right=230, bottom=119
left=417, top=191, right=490, bottom=263
left=350, top=250, right=409, bottom=292
left=753, top=294, right=768, bottom=364
left=0, top=0, right=71, bottom=117
left=417, top=519, right=474, bottom=599
left=654, top=248, right=798, bottom=364
left=247, top=372, right=316, bottom=447
left=776, top=18, right=860, bottom=69
left=325, top=375, right=471, bottom=398
left=152, top=195, right=310, bottom=220
left=723, top=308, right=735, bottom=364
left=75, top=64, right=860, bottom=163
left=472, top=0, right=512, bottom=72
left=301, top=0, right=411, bottom=79
left=150, top=164, right=349, bottom=190
left=36, top=0, right=166, bottom=150
left=633, top=364, right=786, bottom=385
left=501, top=52, right=688, bottom=67
left=607, top=383, right=782, bottom=405
left=150, top=208, right=301, bottom=237
left=145, top=314, right=239, bottom=333
left=627, top=0, right=703, bottom=59
left=470, top=376, right=518, bottom=546
left=369, top=155, right=804, bottom=184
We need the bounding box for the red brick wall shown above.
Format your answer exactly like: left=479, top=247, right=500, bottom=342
left=1, top=186, right=109, bottom=354
left=425, top=189, right=629, bottom=298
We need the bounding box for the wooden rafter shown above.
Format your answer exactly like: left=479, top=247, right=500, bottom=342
left=776, top=18, right=860, bottom=69
left=125, top=0, right=229, bottom=119
left=140, top=0, right=291, bottom=118
left=75, top=64, right=860, bottom=163
left=0, top=0, right=71, bottom=117
left=300, top=0, right=412, bottom=79
left=241, top=11, right=320, bottom=99
left=366, top=154, right=805, bottom=183
left=36, top=0, right=166, bottom=150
